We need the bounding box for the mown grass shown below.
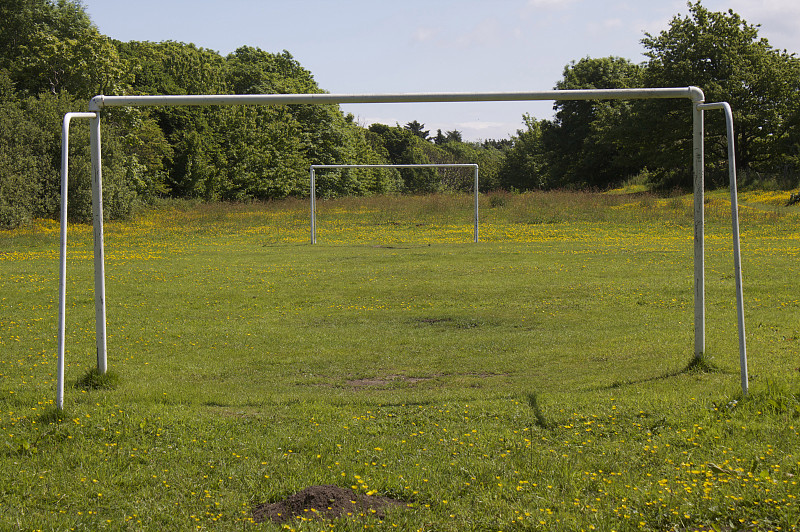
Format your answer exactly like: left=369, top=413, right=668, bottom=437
left=1, top=189, right=799, bottom=531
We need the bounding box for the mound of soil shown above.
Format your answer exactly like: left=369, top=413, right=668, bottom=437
left=252, top=484, right=407, bottom=524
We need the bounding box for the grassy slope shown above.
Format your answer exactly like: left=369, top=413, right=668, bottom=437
left=0, top=190, right=798, bottom=531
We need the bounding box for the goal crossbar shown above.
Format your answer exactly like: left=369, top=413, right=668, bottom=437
left=88, top=88, right=704, bottom=110
left=54, top=86, right=751, bottom=408
left=309, top=164, right=479, bottom=244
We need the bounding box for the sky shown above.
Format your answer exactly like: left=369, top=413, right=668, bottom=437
left=84, top=0, right=800, bottom=142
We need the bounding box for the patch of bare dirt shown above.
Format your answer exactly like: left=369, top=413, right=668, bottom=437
left=252, top=485, right=406, bottom=524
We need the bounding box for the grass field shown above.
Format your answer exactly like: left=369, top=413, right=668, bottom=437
left=1, top=189, right=799, bottom=531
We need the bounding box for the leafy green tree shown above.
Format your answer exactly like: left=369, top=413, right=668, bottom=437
left=0, top=73, right=53, bottom=227
left=445, top=130, right=463, bottom=143
left=3, top=0, right=125, bottom=98
left=117, top=41, right=231, bottom=198
left=404, top=120, right=430, bottom=141
left=295, top=107, right=396, bottom=197
left=111, top=109, right=173, bottom=199
left=640, top=1, right=800, bottom=187
left=224, top=47, right=393, bottom=198
left=421, top=138, right=470, bottom=191
left=473, top=144, right=507, bottom=191
left=226, top=47, right=318, bottom=95
left=775, top=90, right=800, bottom=184
left=421, top=136, right=503, bottom=192
left=213, top=105, right=304, bottom=199
left=482, top=138, right=513, bottom=150
left=116, top=42, right=392, bottom=200
left=0, top=3, right=165, bottom=223
left=542, top=56, right=643, bottom=188
left=367, top=124, right=440, bottom=192
left=0, top=83, right=140, bottom=227
left=1, top=0, right=85, bottom=70
left=118, top=40, right=228, bottom=97
left=497, top=114, right=548, bottom=190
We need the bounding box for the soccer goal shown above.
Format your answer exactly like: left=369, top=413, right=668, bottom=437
left=309, top=163, right=480, bottom=244
left=56, top=87, right=749, bottom=409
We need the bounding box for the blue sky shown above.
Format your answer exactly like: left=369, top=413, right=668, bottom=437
left=84, top=0, right=800, bottom=141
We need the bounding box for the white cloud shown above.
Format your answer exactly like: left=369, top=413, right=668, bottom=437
left=458, top=122, right=523, bottom=141
left=635, top=1, right=800, bottom=54
left=353, top=116, right=401, bottom=128
left=527, top=0, right=576, bottom=7
left=586, top=17, right=624, bottom=35
left=457, top=120, right=509, bottom=131
left=408, top=16, right=514, bottom=51
left=455, top=18, right=504, bottom=48
left=412, top=27, right=438, bottom=43
left=520, top=0, right=577, bottom=23
left=723, top=0, right=800, bottom=52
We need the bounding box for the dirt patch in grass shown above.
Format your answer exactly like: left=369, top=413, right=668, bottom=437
left=413, top=316, right=497, bottom=329
left=416, top=317, right=454, bottom=325
left=252, top=485, right=406, bottom=524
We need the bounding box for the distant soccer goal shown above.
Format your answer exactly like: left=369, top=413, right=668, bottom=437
left=309, top=164, right=479, bottom=244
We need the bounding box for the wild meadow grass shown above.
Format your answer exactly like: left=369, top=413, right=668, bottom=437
left=1, top=190, right=799, bottom=530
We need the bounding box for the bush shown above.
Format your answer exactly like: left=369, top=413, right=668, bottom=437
left=488, top=193, right=509, bottom=208
left=0, top=90, right=146, bottom=228
left=0, top=91, right=54, bottom=228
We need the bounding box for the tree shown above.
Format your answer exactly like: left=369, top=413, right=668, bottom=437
left=0, top=75, right=53, bottom=227
left=3, top=0, right=125, bottom=98
left=421, top=135, right=504, bottom=192
left=543, top=56, right=643, bottom=188
left=1, top=0, right=84, bottom=70
left=118, top=40, right=228, bottom=97
left=776, top=90, right=800, bottom=184
left=497, top=114, right=548, bottom=190
left=445, top=129, right=463, bottom=143
left=482, top=138, right=513, bottom=150
left=640, top=1, right=800, bottom=187
left=116, top=41, right=395, bottom=200
left=404, top=120, right=430, bottom=141
left=227, top=47, right=318, bottom=95
left=368, top=123, right=439, bottom=192
left=223, top=46, right=394, bottom=198
left=0, top=85, right=143, bottom=227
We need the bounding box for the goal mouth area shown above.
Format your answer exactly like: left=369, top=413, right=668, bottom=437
left=309, top=164, right=480, bottom=245
left=56, top=86, right=751, bottom=409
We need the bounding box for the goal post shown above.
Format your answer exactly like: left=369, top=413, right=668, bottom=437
left=54, top=86, right=752, bottom=408
left=697, top=102, right=748, bottom=395
left=309, top=164, right=480, bottom=244
left=57, top=111, right=98, bottom=409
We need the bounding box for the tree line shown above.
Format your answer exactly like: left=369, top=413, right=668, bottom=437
left=2, top=0, right=799, bottom=228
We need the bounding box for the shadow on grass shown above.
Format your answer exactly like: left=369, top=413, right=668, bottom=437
left=37, top=407, right=65, bottom=425
left=525, top=392, right=550, bottom=429
left=0, top=409, right=67, bottom=457
left=601, top=355, right=726, bottom=391
left=75, top=367, right=120, bottom=391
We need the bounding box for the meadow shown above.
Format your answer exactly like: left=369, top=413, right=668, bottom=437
left=1, top=189, right=799, bottom=531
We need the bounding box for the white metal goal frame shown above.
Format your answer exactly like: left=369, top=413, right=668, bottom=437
left=55, top=87, right=749, bottom=409
left=309, top=163, right=480, bottom=244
